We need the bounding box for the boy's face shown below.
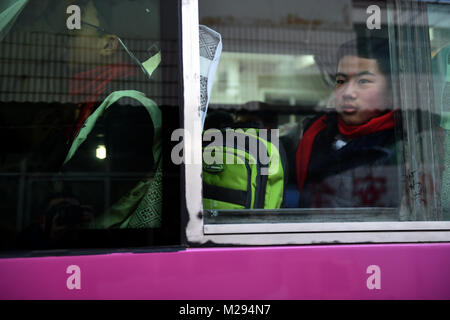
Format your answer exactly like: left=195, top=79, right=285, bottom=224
left=334, top=55, right=392, bottom=125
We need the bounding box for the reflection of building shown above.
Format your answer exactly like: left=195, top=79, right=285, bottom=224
left=198, top=0, right=369, bottom=126
left=211, top=51, right=330, bottom=106
left=0, top=31, right=177, bottom=106
left=198, top=0, right=395, bottom=123
left=203, top=25, right=357, bottom=108
left=197, top=24, right=361, bottom=129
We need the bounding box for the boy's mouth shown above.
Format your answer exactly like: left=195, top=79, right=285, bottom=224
left=341, top=105, right=358, bottom=114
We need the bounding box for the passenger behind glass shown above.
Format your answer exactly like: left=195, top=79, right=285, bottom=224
left=61, top=0, right=162, bottom=229
left=295, top=37, right=401, bottom=208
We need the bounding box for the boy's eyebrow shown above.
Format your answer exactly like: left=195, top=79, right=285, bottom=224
left=335, top=72, right=347, bottom=78
left=356, top=70, right=376, bottom=77
left=336, top=71, right=376, bottom=78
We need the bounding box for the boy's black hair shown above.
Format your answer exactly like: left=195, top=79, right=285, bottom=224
left=336, top=37, right=392, bottom=79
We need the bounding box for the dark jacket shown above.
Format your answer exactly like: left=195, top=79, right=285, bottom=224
left=284, top=112, right=401, bottom=208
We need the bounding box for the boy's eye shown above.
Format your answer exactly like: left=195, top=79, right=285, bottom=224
left=358, top=78, right=372, bottom=84
left=335, top=79, right=345, bottom=85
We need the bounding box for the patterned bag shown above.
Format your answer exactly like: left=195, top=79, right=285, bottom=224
left=199, top=25, right=222, bottom=128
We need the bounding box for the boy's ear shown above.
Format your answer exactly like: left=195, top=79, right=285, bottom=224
left=99, top=34, right=119, bottom=56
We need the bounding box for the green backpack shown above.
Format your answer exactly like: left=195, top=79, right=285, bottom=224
left=202, top=127, right=285, bottom=210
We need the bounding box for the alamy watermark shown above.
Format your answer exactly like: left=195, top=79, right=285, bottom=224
left=171, top=127, right=280, bottom=176
left=66, top=5, right=81, bottom=30
left=366, top=265, right=381, bottom=290
left=66, top=3, right=382, bottom=31
left=366, top=5, right=381, bottom=30
left=66, top=265, right=81, bottom=290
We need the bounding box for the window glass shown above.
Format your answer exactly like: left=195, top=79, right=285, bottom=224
left=429, top=2, right=450, bottom=221
left=0, top=0, right=181, bottom=252
left=199, top=0, right=449, bottom=225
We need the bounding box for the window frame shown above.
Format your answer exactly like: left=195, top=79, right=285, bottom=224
left=184, top=0, right=450, bottom=246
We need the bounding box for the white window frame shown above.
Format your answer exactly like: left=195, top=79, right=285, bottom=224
left=182, top=0, right=450, bottom=245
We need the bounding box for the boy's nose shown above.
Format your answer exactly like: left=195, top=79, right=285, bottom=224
left=341, top=81, right=357, bottom=100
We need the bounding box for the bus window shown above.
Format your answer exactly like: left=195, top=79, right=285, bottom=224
left=0, top=0, right=182, bottom=252
left=191, top=0, right=450, bottom=244
left=429, top=1, right=450, bottom=221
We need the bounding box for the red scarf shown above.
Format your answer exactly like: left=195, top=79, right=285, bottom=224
left=68, top=63, right=137, bottom=141
left=337, top=111, right=395, bottom=139
left=296, top=111, right=395, bottom=193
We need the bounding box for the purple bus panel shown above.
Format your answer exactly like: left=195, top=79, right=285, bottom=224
left=1, top=243, right=450, bottom=299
